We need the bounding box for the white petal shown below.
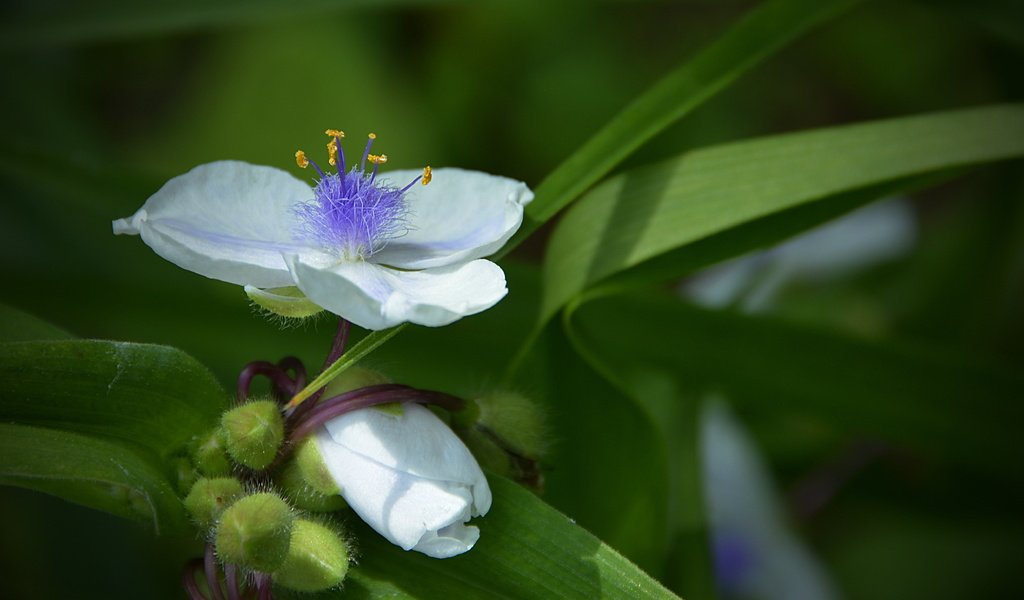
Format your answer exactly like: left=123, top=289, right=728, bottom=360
left=286, top=253, right=507, bottom=330
left=412, top=523, right=481, bottom=559
left=372, top=168, right=533, bottom=269
left=323, top=404, right=491, bottom=515
left=314, top=427, right=480, bottom=555
left=111, top=161, right=315, bottom=288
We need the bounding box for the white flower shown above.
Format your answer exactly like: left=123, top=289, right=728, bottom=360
left=314, top=403, right=492, bottom=559
left=683, top=198, right=916, bottom=314
left=112, top=133, right=533, bottom=330
left=703, top=401, right=838, bottom=600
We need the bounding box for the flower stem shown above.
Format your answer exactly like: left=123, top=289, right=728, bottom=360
left=322, top=318, right=351, bottom=370
left=204, top=544, right=226, bottom=600
left=182, top=559, right=210, bottom=600
left=276, top=356, right=307, bottom=392
left=225, top=563, right=241, bottom=600
left=286, top=325, right=405, bottom=410
left=237, top=361, right=300, bottom=403
left=289, top=384, right=464, bottom=443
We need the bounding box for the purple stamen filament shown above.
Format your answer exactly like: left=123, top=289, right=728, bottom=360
left=293, top=131, right=428, bottom=260
left=335, top=135, right=346, bottom=173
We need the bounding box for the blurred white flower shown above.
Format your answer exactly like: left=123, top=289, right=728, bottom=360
left=112, top=133, right=533, bottom=330
left=314, top=403, right=492, bottom=559
left=703, top=401, right=839, bottom=600
left=684, top=199, right=916, bottom=313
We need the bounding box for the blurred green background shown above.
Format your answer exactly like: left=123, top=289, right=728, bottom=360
left=1, top=0, right=1022, bottom=598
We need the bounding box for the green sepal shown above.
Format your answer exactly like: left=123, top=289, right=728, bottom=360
left=245, top=285, right=324, bottom=319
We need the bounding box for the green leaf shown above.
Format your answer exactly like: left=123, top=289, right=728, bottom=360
left=0, top=303, right=73, bottom=342
left=0, top=340, right=227, bottom=457
left=567, top=291, right=1024, bottom=480
left=561, top=308, right=715, bottom=599
left=289, top=476, right=677, bottom=599
left=502, top=0, right=863, bottom=256
left=0, top=423, right=189, bottom=534
left=542, top=104, right=1024, bottom=319
left=0, top=0, right=444, bottom=49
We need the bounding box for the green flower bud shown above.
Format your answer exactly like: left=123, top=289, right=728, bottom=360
left=245, top=285, right=324, bottom=319
left=322, top=366, right=390, bottom=397
left=221, top=399, right=285, bottom=470
left=273, top=519, right=349, bottom=592
left=456, top=391, right=546, bottom=489
left=215, top=492, right=294, bottom=573
left=183, top=477, right=244, bottom=528
left=276, top=439, right=346, bottom=512
left=190, top=427, right=232, bottom=477
left=171, top=455, right=199, bottom=495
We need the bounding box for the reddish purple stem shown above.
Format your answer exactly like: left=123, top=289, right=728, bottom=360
left=182, top=559, right=210, bottom=600
left=322, top=318, right=351, bottom=370
left=289, top=384, right=464, bottom=443
left=204, top=544, right=226, bottom=600
left=287, top=318, right=351, bottom=424
left=225, top=563, right=241, bottom=600
left=237, top=361, right=299, bottom=403
left=276, top=356, right=306, bottom=391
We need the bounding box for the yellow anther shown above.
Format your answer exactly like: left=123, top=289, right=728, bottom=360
left=421, top=165, right=432, bottom=185
left=324, top=129, right=345, bottom=138
left=368, top=133, right=377, bottom=140
left=295, top=150, right=309, bottom=169
left=326, top=139, right=338, bottom=166
left=367, top=154, right=388, bottom=165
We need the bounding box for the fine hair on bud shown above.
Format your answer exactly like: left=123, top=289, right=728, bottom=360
left=275, top=439, right=347, bottom=513
left=220, top=398, right=285, bottom=470
left=183, top=477, right=244, bottom=529
left=214, top=492, right=295, bottom=573
left=273, top=517, right=351, bottom=592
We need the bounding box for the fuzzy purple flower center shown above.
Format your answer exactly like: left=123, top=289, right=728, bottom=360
left=293, top=133, right=423, bottom=260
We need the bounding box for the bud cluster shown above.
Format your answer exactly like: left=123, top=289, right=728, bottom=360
left=177, top=361, right=546, bottom=599
left=180, top=396, right=351, bottom=596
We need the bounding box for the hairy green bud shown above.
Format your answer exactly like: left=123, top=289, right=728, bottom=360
left=215, top=492, right=294, bottom=572
left=273, top=519, right=349, bottom=591
left=171, top=455, right=199, bottom=495
left=456, top=391, right=546, bottom=489
left=276, top=439, right=346, bottom=512
left=221, top=399, right=284, bottom=470
left=191, top=428, right=232, bottom=477
left=183, top=477, right=244, bottom=528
